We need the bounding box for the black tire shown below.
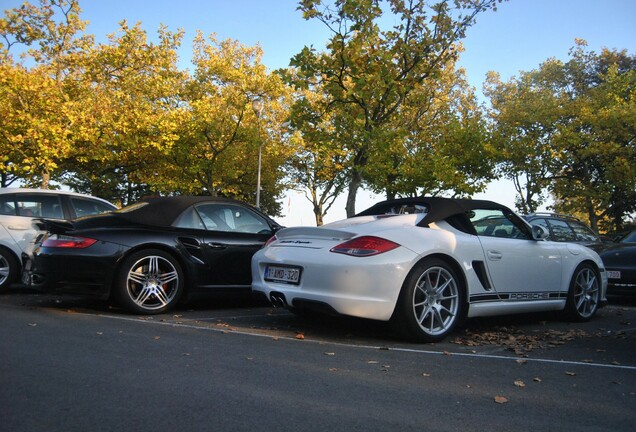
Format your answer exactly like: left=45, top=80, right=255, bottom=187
left=115, top=249, right=184, bottom=314
left=391, top=258, right=465, bottom=343
left=564, top=263, right=600, bottom=322
left=0, top=248, right=18, bottom=293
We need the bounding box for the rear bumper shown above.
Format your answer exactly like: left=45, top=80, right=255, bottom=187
left=251, top=245, right=418, bottom=321
left=22, top=245, right=122, bottom=299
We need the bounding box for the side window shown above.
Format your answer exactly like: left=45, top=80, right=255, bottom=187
left=469, top=208, right=530, bottom=240
left=174, top=207, right=205, bottom=230
left=547, top=219, right=576, bottom=242
left=0, top=195, right=16, bottom=216
left=15, top=195, right=63, bottom=218
left=195, top=203, right=270, bottom=234
left=571, top=222, right=598, bottom=242
left=229, top=206, right=271, bottom=233
left=70, top=197, right=114, bottom=218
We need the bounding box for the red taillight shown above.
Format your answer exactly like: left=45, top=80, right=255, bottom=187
left=330, top=236, right=400, bottom=257
left=263, top=235, right=277, bottom=247
left=42, top=236, right=98, bottom=249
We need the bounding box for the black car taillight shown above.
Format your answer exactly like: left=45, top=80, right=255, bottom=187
left=42, top=236, right=97, bottom=249
left=330, top=236, right=400, bottom=257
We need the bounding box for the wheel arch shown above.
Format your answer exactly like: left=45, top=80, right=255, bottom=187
left=0, top=244, right=20, bottom=268
left=570, top=258, right=603, bottom=286
left=402, top=253, right=469, bottom=314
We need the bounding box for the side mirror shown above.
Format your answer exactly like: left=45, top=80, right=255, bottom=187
left=531, top=224, right=549, bottom=241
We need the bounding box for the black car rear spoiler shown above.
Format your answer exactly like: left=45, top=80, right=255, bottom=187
left=33, top=218, right=75, bottom=234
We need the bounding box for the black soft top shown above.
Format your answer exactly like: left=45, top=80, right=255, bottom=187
left=355, top=196, right=514, bottom=232
left=115, top=196, right=247, bottom=227
left=54, top=196, right=270, bottom=232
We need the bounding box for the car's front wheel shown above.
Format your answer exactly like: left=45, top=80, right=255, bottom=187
left=564, top=263, right=600, bottom=322
left=0, top=248, right=18, bottom=292
left=115, top=249, right=184, bottom=314
left=391, top=258, right=465, bottom=342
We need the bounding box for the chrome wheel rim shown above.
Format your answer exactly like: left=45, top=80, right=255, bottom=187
left=126, top=255, right=179, bottom=311
left=412, top=266, right=460, bottom=337
left=0, top=255, right=9, bottom=285
left=573, top=267, right=599, bottom=319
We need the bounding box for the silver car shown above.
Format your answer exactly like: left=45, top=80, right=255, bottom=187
left=0, top=188, right=116, bottom=291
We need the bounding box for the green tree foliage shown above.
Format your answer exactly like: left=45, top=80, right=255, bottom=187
left=61, top=21, right=186, bottom=204
left=280, top=68, right=350, bottom=225
left=163, top=33, right=293, bottom=215
left=484, top=63, right=564, bottom=213
left=366, top=53, right=493, bottom=199
left=292, top=0, right=502, bottom=216
left=0, top=1, right=293, bottom=214
left=486, top=40, right=636, bottom=232
left=0, top=0, right=92, bottom=188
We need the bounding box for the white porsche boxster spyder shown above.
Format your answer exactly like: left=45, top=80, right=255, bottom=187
left=251, top=197, right=607, bottom=342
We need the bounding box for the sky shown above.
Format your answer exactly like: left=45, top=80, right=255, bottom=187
left=3, top=0, right=635, bottom=225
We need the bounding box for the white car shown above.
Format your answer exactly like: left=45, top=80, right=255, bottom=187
left=252, top=197, right=608, bottom=342
left=0, top=188, right=116, bottom=291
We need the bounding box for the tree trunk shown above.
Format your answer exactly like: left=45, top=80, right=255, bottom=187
left=345, top=170, right=363, bottom=217
left=313, top=202, right=324, bottom=226
left=40, top=170, right=50, bottom=189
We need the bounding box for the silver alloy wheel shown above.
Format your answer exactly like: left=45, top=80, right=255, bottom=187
left=0, top=254, right=9, bottom=286
left=412, top=266, right=460, bottom=337
left=572, top=266, right=599, bottom=319
left=126, top=255, right=180, bottom=311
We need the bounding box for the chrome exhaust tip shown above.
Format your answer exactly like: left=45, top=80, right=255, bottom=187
left=270, top=292, right=287, bottom=308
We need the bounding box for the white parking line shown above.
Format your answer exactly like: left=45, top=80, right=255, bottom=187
left=96, top=312, right=636, bottom=372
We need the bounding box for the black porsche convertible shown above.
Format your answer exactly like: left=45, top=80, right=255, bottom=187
left=22, top=196, right=282, bottom=314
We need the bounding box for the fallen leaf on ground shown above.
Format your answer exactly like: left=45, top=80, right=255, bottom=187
left=494, top=396, right=508, bottom=404
left=514, top=380, right=526, bottom=388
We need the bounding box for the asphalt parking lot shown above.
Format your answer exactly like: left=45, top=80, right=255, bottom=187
left=2, top=288, right=635, bottom=431
left=6, top=289, right=636, bottom=364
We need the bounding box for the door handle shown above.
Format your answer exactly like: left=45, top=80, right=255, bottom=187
left=206, top=243, right=227, bottom=249
left=487, top=250, right=503, bottom=261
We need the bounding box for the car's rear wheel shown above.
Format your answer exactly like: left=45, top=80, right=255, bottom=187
left=391, top=258, right=464, bottom=342
left=0, top=248, right=18, bottom=292
left=564, top=263, right=600, bottom=322
left=115, top=249, right=184, bottom=314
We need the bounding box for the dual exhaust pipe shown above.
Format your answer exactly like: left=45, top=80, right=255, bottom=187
left=270, top=292, right=288, bottom=308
